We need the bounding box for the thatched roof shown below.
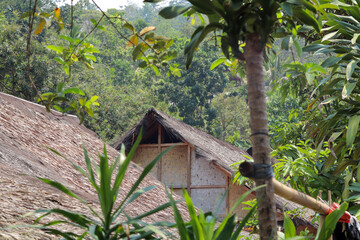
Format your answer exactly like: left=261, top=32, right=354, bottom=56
left=113, top=108, right=249, bottom=175
left=0, top=93, right=189, bottom=239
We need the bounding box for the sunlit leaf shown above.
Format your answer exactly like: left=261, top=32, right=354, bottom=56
left=139, top=26, right=156, bottom=36
left=210, top=57, right=226, bottom=70
left=126, top=34, right=138, bottom=48
left=54, top=8, right=60, bottom=19
left=342, top=82, right=357, bottom=99
left=34, top=18, right=46, bottom=35
left=346, top=115, right=360, bottom=147
left=346, top=60, right=358, bottom=80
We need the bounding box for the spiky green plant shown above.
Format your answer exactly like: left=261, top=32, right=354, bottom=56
left=30, top=131, right=174, bottom=239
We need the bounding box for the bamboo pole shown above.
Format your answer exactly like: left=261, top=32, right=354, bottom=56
left=272, top=179, right=330, bottom=215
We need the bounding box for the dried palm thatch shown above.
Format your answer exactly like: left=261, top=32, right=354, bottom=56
left=0, top=93, right=189, bottom=239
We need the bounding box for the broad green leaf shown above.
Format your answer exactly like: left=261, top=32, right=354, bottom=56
left=346, top=115, right=360, bottom=147
left=187, top=0, right=215, bottom=14
left=210, top=57, right=226, bottom=70
left=63, top=88, right=85, bottom=96
left=123, top=22, right=135, bottom=32
left=294, top=9, right=321, bottom=33
left=316, top=203, right=347, bottom=240
left=150, top=65, right=159, bottom=76
left=84, top=53, right=96, bottom=62
left=53, top=57, right=65, bottom=65
left=159, top=6, right=191, bottom=19
left=20, top=11, right=32, bottom=19
left=47, top=45, right=65, bottom=53
left=346, top=60, right=358, bottom=80
left=59, top=35, right=74, bottom=43
left=281, top=35, right=291, bottom=51
left=321, top=56, right=341, bottom=68
left=303, top=44, right=328, bottom=52
left=283, top=214, right=296, bottom=238
left=342, top=82, right=357, bottom=99
left=293, top=38, right=302, bottom=57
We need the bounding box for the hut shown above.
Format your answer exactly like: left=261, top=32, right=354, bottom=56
left=114, top=108, right=318, bottom=233
left=114, top=108, right=257, bottom=218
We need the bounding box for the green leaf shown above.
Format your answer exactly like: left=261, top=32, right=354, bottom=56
left=283, top=214, right=296, bottom=238
left=150, top=65, right=159, bottom=76
left=187, top=0, right=215, bottom=14
left=346, top=60, right=358, bottom=80
left=321, top=56, right=341, bottom=68
left=342, top=82, right=357, bottom=99
left=303, top=44, right=328, bottom=52
left=63, top=88, right=85, bottom=96
left=347, top=115, right=360, bottom=147
left=47, top=45, right=65, bottom=53
left=38, top=178, right=86, bottom=204
left=352, top=33, right=360, bottom=44
left=59, top=35, right=74, bottom=43
left=281, top=35, right=291, bottom=51
left=294, top=9, right=321, bottom=32
left=84, top=53, right=97, bottom=62
left=210, top=57, right=226, bottom=70
left=20, top=11, right=32, bottom=19
left=123, top=22, right=135, bottom=32
left=293, top=38, right=302, bottom=57
left=316, top=203, right=348, bottom=240
left=159, top=6, right=191, bottom=19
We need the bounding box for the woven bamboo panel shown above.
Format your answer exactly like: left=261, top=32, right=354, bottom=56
left=191, top=188, right=226, bottom=215
left=191, top=157, right=226, bottom=186
left=161, top=145, right=188, bottom=187
left=228, top=183, right=256, bottom=218
left=132, top=146, right=159, bottom=178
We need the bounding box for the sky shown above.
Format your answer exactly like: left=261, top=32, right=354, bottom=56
left=64, top=0, right=144, bottom=10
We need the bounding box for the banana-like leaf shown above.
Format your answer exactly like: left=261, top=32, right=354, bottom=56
left=159, top=6, right=191, bottom=19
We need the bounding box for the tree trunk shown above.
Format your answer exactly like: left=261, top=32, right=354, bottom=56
left=244, top=33, right=278, bottom=239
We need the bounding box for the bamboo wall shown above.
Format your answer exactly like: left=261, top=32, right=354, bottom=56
left=131, top=128, right=253, bottom=218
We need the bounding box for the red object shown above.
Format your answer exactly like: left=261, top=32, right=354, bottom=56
left=326, top=202, right=351, bottom=223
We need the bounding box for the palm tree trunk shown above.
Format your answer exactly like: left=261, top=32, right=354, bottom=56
left=244, top=33, right=278, bottom=239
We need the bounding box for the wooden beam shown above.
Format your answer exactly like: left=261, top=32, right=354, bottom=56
left=226, top=176, right=230, bottom=214
left=190, top=185, right=227, bottom=189
left=138, top=143, right=188, bottom=148
left=187, top=145, right=191, bottom=195
left=157, top=124, right=162, bottom=181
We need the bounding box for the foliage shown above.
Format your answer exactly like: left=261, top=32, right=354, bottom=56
left=166, top=185, right=262, bottom=240
left=272, top=140, right=345, bottom=202
left=278, top=203, right=348, bottom=240
left=29, top=132, right=174, bottom=239
left=39, top=82, right=99, bottom=124
left=275, top=1, right=360, bottom=200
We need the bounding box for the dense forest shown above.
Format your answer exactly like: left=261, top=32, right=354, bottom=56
left=2, top=0, right=360, bottom=238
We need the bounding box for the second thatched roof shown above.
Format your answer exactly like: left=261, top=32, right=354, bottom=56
left=113, top=108, right=249, bottom=175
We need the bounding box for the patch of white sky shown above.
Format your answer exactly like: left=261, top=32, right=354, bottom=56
left=63, top=0, right=171, bottom=10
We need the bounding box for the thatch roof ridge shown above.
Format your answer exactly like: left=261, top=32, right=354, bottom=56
left=0, top=93, right=188, bottom=239
left=114, top=108, right=249, bottom=175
